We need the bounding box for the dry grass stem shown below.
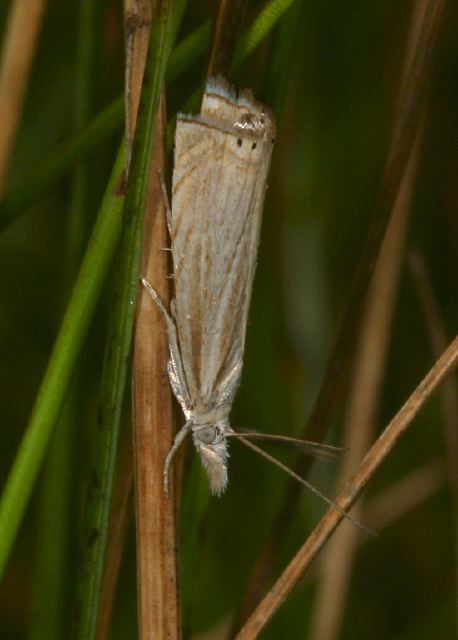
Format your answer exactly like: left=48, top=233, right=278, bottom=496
left=234, top=335, right=458, bottom=639
left=132, top=96, right=179, bottom=639
left=126, top=1, right=179, bottom=637
left=0, top=0, right=47, bottom=194
left=124, top=0, right=154, bottom=158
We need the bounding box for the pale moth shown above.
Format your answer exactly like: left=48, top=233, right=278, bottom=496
left=142, top=78, right=364, bottom=529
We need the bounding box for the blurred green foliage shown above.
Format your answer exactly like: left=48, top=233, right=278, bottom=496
left=0, top=1, right=457, bottom=639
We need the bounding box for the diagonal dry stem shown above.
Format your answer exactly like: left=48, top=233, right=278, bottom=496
left=234, top=335, right=458, bottom=639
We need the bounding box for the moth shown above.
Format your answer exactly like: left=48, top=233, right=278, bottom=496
left=142, top=78, right=366, bottom=530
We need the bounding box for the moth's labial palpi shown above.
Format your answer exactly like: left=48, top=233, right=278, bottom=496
left=142, top=76, right=275, bottom=496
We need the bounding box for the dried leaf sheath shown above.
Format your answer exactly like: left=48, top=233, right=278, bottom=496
left=144, top=78, right=275, bottom=494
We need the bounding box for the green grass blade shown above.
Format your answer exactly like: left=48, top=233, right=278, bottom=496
left=168, top=19, right=211, bottom=82
left=26, top=416, right=75, bottom=640
left=0, top=142, right=126, bottom=581
left=264, top=0, right=303, bottom=117
left=232, top=0, right=298, bottom=69
left=0, top=96, right=124, bottom=232
left=26, top=3, right=106, bottom=638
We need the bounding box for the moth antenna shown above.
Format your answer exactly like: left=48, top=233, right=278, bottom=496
left=233, top=431, right=345, bottom=459
left=234, top=434, right=374, bottom=536
left=159, top=247, right=172, bottom=252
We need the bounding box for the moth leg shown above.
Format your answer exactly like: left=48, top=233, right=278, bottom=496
left=141, top=276, right=170, bottom=317
left=140, top=277, right=192, bottom=413
left=156, top=168, right=172, bottom=236
left=163, top=421, right=192, bottom=495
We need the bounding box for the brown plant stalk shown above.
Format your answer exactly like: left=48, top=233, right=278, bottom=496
left=124, top=0, right=154, bottom=159
left=0, top=0, right=48, bottom=194
left=132, top=100, right=179, bottom=638
left=97, top=0, right=167, bottom=640
left=126, top=0, right=179, bottom=637
left=234, top=335, right=458, bottom=639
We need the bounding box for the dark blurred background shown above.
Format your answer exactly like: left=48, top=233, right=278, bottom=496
left=0, top=1, right=457, bottom=638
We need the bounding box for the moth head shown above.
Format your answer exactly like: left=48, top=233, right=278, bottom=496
left=192, top=424, right=229, bottom=496
left=234, top=98, right=276, bottom=140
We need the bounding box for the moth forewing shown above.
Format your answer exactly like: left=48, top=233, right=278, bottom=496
left=171, top=90, right=275, bottom=408
left=153, top=78, right=275, bottom=494
left=141, top=78, right=370, bottom=532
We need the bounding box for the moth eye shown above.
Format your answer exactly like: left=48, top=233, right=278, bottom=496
left=237, top=138, right=243, bottom=147
left=197, top=426, right=216, bottom=444
left=251, top=142, right=257, bottom=150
